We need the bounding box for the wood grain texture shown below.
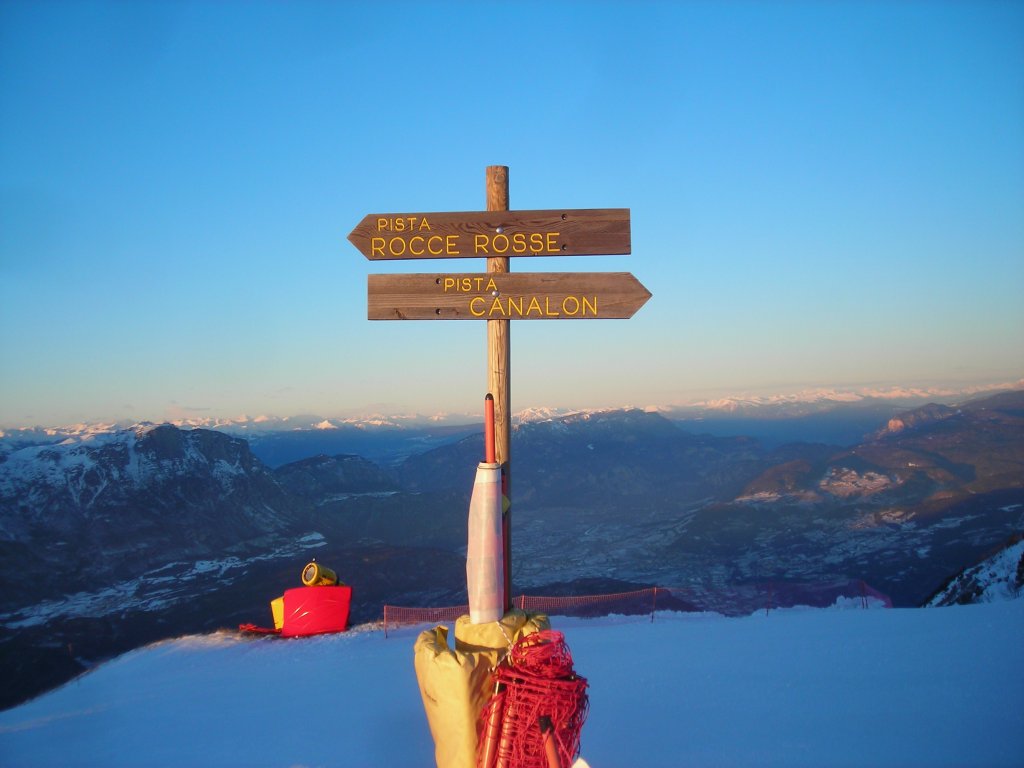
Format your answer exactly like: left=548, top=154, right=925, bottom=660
left=367, top=272, right=652, bottom=320
left=486, top=166, right=511, bottom=464
left=347, top=208, right=630, bottom=259
left=486, top=165, right=512, bottom=612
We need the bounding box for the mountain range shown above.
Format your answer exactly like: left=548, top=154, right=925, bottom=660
left=4, top=380, right=1020, bottom=459
left=1, top=389, right=1021, bottom=709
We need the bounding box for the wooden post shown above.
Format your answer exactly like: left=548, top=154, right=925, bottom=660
left=486, top=165, right=512, bottom=613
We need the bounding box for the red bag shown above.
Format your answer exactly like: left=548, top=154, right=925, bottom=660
left=280, top=585, right=352, bottom=637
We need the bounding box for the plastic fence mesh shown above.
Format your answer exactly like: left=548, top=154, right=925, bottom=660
left=477, top=630, right=588, bottom=768
left=383, top=579, right=891, bottom=633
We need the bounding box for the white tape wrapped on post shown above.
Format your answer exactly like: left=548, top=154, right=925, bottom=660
left=466, top=461, right=504, bottom=624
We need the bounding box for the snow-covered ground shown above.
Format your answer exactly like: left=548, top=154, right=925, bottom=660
left=928, top=538, right=1024, bottom=606
left=1, top=599, right=1021, bottom=768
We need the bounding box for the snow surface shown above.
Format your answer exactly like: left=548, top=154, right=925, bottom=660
left=1, top=600, right=1022, bottom=768
left=927, top=539, right=1024, bottom=606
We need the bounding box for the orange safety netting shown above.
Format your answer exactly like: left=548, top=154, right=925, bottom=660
left=383, top=580, right=892, bottom=635
left=477, top=630, right=588, bottom=768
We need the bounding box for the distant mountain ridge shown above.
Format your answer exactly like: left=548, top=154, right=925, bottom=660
left=0, top=424, right=302, bottom=597
left=1, top=389, right=1021, bottom=710
left=741, top=390, right=1024, bottom=502
left=670, top=381, right=1024, bottom=413
left=4, top=381, right=1020, bottom=444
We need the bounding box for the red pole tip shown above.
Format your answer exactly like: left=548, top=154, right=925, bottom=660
left=484, top=393, right=496, bottom=464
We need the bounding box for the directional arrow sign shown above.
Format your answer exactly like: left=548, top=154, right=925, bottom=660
left=349, top=208, right=630, bottom=260
left=367, top=272, right=651, bottom=320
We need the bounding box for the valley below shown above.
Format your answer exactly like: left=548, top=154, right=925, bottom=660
left=1, top=390, right=1022, bottom=709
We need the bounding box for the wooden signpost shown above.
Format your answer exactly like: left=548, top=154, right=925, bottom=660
left=348, top=208, right=631, bottom=260
left=367, top=272, right=651, bottom=320
left=348, top=166, right=650, bottom=612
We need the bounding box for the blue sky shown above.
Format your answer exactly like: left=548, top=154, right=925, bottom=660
left=1, top=0, right=1022, bottom=427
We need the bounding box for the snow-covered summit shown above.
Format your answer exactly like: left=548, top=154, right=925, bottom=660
left=0, top=423, right=250, bottom=502
left=676, top=381, right=1024, bottom=414
left=4, top=381, right=1020, bottom=442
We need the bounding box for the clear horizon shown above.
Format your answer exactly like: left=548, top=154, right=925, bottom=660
left=2, top=378, right=1021, bottom=433
left=2, top=2, right=1022, bottom=429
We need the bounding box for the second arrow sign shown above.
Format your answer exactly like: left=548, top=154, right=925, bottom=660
left=368, top=272, right=652, bottom=320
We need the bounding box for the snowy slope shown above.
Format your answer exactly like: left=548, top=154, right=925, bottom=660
left=927, top=535, right=1024, bottom=606
left=1, top=600, right=1022, bottom=768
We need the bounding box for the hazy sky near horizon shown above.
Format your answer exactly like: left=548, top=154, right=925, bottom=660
left=1, top=1, right=1022, bottom=427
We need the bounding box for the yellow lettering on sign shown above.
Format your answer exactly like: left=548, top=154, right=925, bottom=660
left=440, top=276, right=498, bottom=293
left=470, top=232, right=560, bottom=255
left=369, top=222, right=565, bottom=257
left=369, top=232, right=461, bottom=257
left=375, top=217, right=432, bottom=232
left=470, top=294, right=598, bottom=318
